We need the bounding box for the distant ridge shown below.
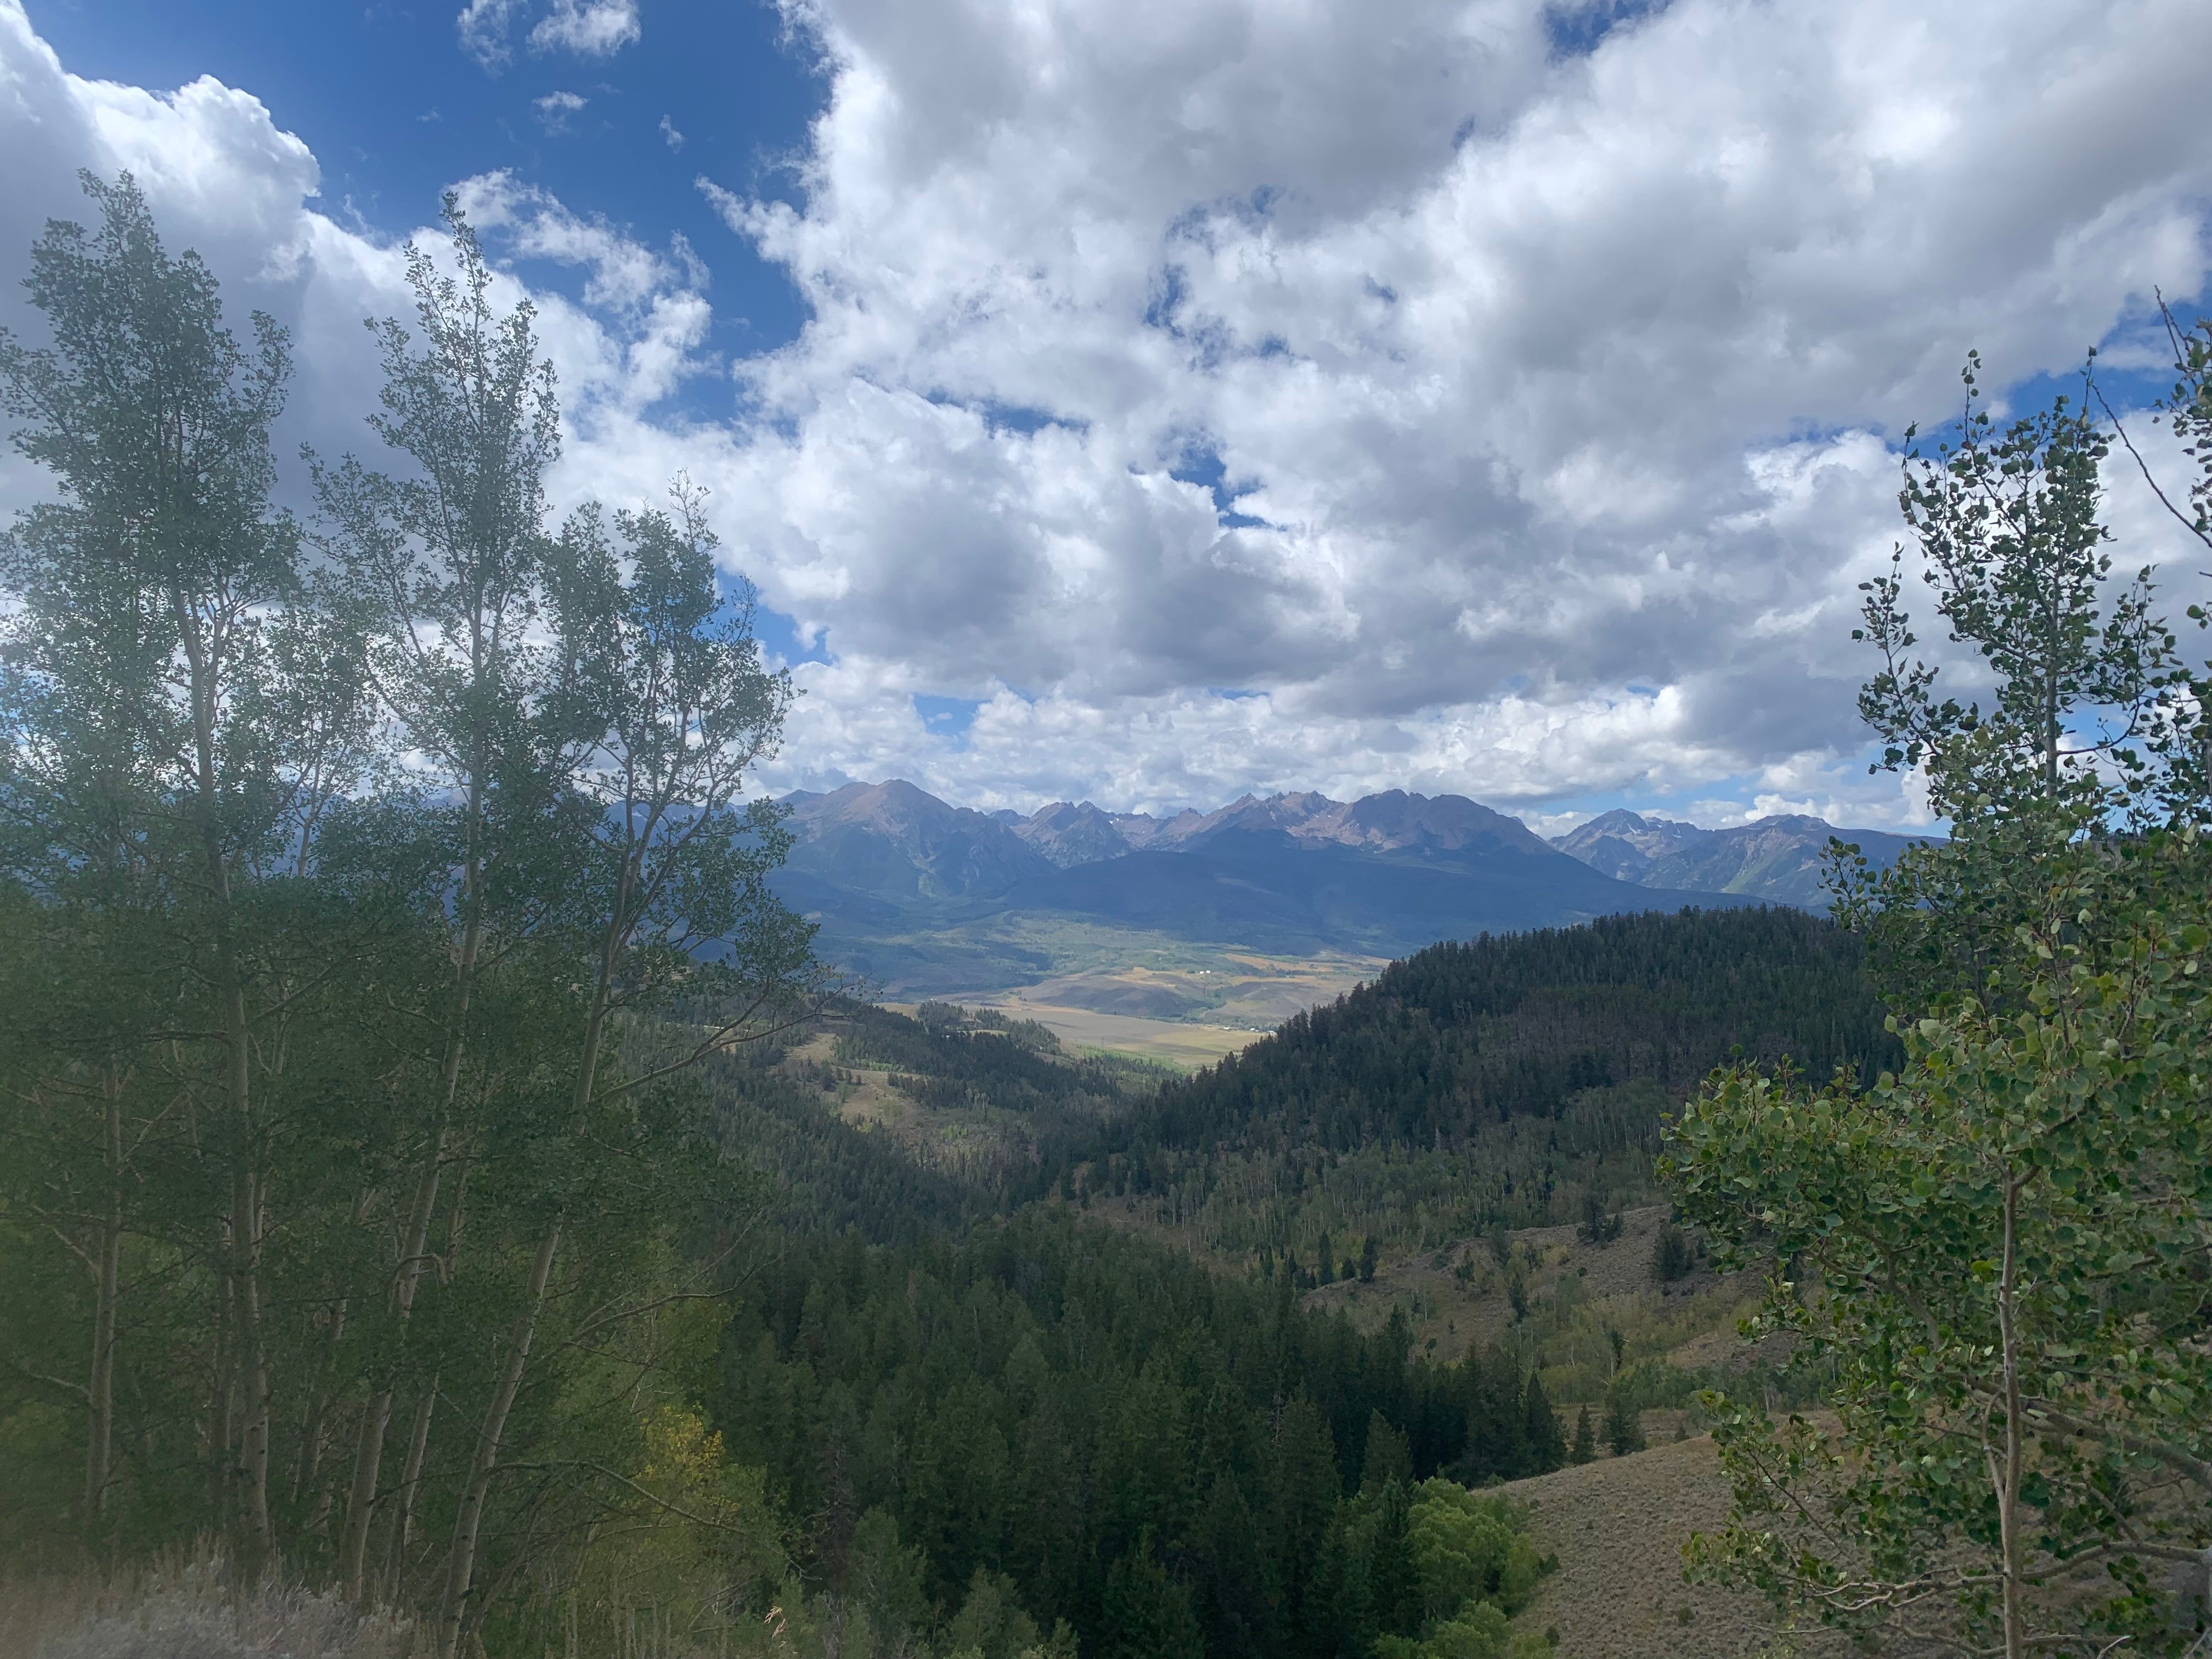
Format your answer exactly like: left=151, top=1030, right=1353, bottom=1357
left=781, top=780, right=1050, bottom=900
left=768, top=780, right=1776, bottom=992
left=1551, top=809, right=1931, bottom=909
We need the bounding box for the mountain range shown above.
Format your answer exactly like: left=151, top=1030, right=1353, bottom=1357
left=1549, top=808, right=1928, bottom=909
left=770, top=781, right=1929, bottom=996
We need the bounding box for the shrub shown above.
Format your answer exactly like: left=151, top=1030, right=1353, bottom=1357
left=1404, top=1481, right=1546, bottom=1621
left=1651, top=1223, right=1695, bottom=1284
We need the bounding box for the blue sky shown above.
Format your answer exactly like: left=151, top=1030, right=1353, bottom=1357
left=2, top=0, right=2209, bottom=829
left=25, top=0, right=819, bottom=401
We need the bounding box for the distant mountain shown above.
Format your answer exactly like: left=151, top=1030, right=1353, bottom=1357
left=1551, top=809, right=1709, bottom=882
left=1551, top=809, right=1930, bottom=908
left=1288, top=789, right=1555, bottom=857
left=781, top=781, right=1053, bottom=900
left=1640, top=815, right=1927, bottom=906
left=773, top=781, right=1759, bottom=992
left=1131, top=787, right=1554, bottom=860
left=1009, top=801, right=1137, bottom=867
left=995, top=826, right=1720, bottom=955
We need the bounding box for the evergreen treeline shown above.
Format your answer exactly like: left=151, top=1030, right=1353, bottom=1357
left=702, top=1036, right=983, bottom=1244
left=1064, top=907, right=1899, bottom=1266
left=713, top=1211, right=1561, bottom=1659
left=1141, top=906, right=1894, bottom=1154
left=836, top=1000, right=1158, bottom=1128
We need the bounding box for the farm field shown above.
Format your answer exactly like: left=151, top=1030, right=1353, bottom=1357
left=875, top=945, right=1376, bottom=1065
left=881, top=994, right=1266, bottom=1067
left=994, top=947, right=1381, bottom=1026
left=963, top=998, right=1269, bottom=1066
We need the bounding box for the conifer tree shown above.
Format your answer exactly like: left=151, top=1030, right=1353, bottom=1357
left=1102, top=1537, right=1204, bottom=1659
left=1522, top=1375, right=1565, bottom=1474
left=1568, top=1406, right=1596, bottom=1465
left=1602, top=1393, right=1644, bottom=1458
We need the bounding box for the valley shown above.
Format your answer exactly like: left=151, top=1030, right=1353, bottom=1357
left=702, top=911, right=1868, bottom=1657
left=923, top=1000, right=1273, bottom=1066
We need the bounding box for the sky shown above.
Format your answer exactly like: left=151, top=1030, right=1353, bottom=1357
left=2, top=0, right=2209, bottom=831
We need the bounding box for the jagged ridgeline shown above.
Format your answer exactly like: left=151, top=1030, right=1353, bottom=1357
left=1081, top=906, right=1899, bottom=1261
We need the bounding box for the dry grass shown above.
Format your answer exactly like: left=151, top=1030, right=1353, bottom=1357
left=0, top=1564, right=418, bottom=1659
left=1505, top=1436, right=1852, bottom=1659
left=961, top=1001, right=1267, bottom=1068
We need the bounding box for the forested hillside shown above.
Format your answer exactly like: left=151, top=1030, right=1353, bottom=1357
left=620, top=903, right=1896, bottom=1659
left=1073, top=906, right=1898, bottom=1271
left=708, top=1214, right=1565, bottom=1659
left=700, top=998, right=1159, bottom=1237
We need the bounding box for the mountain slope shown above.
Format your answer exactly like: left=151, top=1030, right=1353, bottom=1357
left=1008, top=800, right=1137, bottom=866
left=998, top=827, right=1746, bottom=956
left=1639, top=814, right=1922, bottom=906
left=1552, top=809, right=1709, bottom=881
left=774, top=781, right=1764, bottom=992
left=1126, top=904, right=1897, bottom=1162
left=781, top=780, right=1053, bottom=900
left=1553, top=810, right=1930, bottom=907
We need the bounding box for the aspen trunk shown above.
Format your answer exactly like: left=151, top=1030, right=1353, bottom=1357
left=292, top=1293, right=349, bottom=1528
left=433, top=836, right=630, bottom=1648
left=183, top=600, right=272, bottom=1573
left=382, top=1383, right=437, bottom=1604
left=231, top=1149, right=274, bottom=1572
left=340, top=1150, right=447, bottom=1598
left=84, top=1071, right=123, bottom=1521
left=437, top=1224, right=560, bottom=1656
left=341, top=905, right=482, bottom=1600
left=211, top=1272, right=233, bottom=1534
left=1994, top=1179, right=2027, bottom=1659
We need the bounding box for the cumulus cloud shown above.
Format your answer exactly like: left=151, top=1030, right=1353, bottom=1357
left=455, top=0, right=524, bottom=69
left=4, top=0, right=2210, bottom=827
left=532, top=89, right=586, bottom=133
left=709, top=0, right=2212, bottom=820
left=529, top=0, right=641, bottom=59
left=0, top=1, right=714, bottom=528
left=456, top=0, right=639, bottom=69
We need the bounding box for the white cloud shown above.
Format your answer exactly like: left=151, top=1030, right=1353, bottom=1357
left=528, top=0, right=641, bottom=58
left=4, top=0, right=2210, bottom=826
left=532, top=88, right=586, bottom=133
left=0, top=3, right=714, bottom=524
left=456, top=0, right=639, bottom=69
left=695, top=175, right=743, bottom=230
left=659, top=114, right=684, bottom=151
left=704, top=0, right=2212, bottom=815
left=455, top=0, right=524, bottom=69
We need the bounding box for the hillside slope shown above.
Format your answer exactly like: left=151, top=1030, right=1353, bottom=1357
left=1508, top=1438, right=1852, bottom=1659
left=1129, top=905, right=1895, bottom=1160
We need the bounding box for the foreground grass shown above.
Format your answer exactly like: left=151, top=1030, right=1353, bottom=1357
left=0, top=1564, right=418, bottom=1659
